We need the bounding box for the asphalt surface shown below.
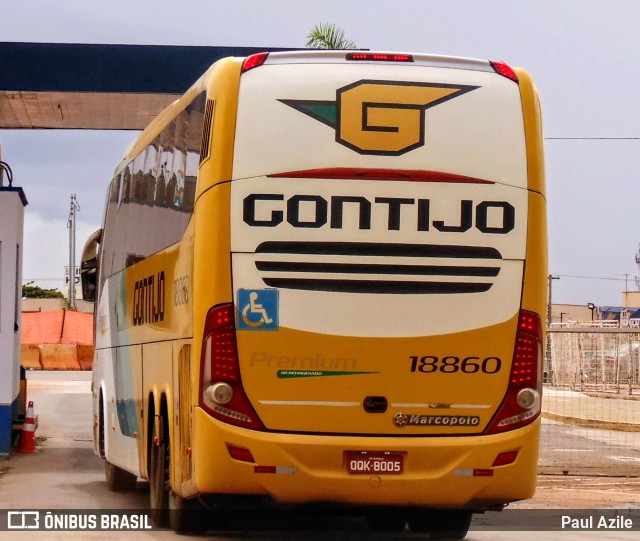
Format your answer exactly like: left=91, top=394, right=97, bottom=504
left=1, top=371, right=639, bottom=540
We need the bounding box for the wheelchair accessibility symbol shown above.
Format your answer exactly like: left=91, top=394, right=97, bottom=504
left=237, top=289, right=279, bottom=331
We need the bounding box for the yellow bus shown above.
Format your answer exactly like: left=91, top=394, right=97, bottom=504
left=86, top=50, right=546, bottom=537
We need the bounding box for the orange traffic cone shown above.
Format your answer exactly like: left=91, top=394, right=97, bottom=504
left=16, top=401, right=37, bottom=453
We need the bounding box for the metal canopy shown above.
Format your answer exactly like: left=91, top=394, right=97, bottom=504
left=0, top=42, right=293, bottom=130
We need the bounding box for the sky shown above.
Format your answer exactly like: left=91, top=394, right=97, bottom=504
left=1, top=0, right=640, bottom=307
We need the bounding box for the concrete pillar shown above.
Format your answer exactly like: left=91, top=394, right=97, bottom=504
left=0, top=186, right=28, bottom=459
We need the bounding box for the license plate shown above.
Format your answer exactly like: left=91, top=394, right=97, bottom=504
left=345, top=451, right=404, bottom=475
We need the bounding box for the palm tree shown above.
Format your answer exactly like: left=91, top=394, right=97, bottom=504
left=306, top=22, right=357, bottom=50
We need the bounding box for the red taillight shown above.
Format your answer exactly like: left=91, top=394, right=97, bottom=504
left=510, top=311, right=542, bottom=387
left=241, top=52, right=269, bottom=73
left=209, top=326, right=239, bottom=382
left=484, top=310, right=543, bottom=435
left=346, top=52, right=414, bottom=62
left=199, top=304, right=265, bottom=430
left=490, top=61, right=519, bottom=83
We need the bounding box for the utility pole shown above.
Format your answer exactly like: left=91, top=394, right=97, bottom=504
left=635, top=245, right=640, bottom=291
left=547, top=275, right=560, bottom=327
left=545, top=275, right=560, bottom=384
left=67, top=194, right=80, bottom=310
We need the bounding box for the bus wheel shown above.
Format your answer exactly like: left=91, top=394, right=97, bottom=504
left=169, top=492, right=210, bottom=534
left=149, top=418, right=170, bottom=528
left=408, top=509, right=472, bottom=539
left=104, top=460, right=137, bottom=492
left=366, top=510, right=406, bottom=532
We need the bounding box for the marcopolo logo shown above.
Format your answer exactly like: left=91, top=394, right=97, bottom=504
left=393, top=413, right=480, bottom=428
left=280, top=80, right=477, bottom=156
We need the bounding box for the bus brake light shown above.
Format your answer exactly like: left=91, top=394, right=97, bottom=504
left=484, top=310, right=542, bottom=435
left=346, top=52, right=414, bottom=62
left=200, top=304, right=265, bottom=430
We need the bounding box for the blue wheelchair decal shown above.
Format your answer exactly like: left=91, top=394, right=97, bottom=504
left=236, top=289, right=279, bottom=331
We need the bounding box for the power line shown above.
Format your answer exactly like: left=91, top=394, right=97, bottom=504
left=556, top=274, right=633, bottom=282
left=545, top=137, right=640, bottom=140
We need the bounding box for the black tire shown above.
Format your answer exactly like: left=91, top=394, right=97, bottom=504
left=104, top=460, right=137, bottom=492
left=366, top=510, right=406, bottom=532
left=98, top=393, right=106, bottom=459
left=169, top=492, right=212, bottom=535
left=149, top=417, right=170, bottom=528
left=408, top=509, right=472, bottom=540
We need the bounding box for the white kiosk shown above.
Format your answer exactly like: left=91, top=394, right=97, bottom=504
left=0, top=179, right=27, bottom=459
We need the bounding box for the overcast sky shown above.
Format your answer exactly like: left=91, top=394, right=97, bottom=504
left=1, top=0, right=639, bottom=307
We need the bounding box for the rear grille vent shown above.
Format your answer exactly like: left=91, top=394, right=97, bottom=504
left=199, top=99, right=215, bottom=163
left=254, top=242, right=502, bottom=295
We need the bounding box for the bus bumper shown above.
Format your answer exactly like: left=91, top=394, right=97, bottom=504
left=191, top=408, right=540, bottom=508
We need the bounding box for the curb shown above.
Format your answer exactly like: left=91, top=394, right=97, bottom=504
left=542, top=410, right=640, bottom=432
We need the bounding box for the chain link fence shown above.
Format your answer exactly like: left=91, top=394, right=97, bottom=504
left=547, top=325, right=640, bottom=393
left=540, top=325, right=640, bottom=476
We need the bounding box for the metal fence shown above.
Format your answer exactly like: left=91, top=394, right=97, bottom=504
left=540, top=325, right=640, bottom=476
left=547, top=324, right=640, bottom=392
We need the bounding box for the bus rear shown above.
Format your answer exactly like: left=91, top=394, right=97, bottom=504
left=196, top=51, right=546, bottom=530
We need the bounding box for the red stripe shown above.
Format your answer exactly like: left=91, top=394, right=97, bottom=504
left=254, top=465, right=277, bottom=474
left=268, top=168, right=494, bottom=184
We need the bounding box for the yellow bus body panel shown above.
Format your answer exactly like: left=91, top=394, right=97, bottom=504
left=237, top=317, right=518, bottom=434
left=192, top=407, right=538, bottom=505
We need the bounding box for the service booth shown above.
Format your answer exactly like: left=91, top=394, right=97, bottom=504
left=0, top=185, right=27, bottom=459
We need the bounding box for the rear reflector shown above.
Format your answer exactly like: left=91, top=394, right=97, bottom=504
left=490, top=61, right=519, bottom=83
left=254, top=465, right=297, bottom=474
left=254, top=466, right=277, bottom=474
left=346, top=52, right=413, bottom=63
left=227, top=445, right=255, bottom=463
left=453, top=468, right=494, bottom=477
left=493, top=450, right=519, bottom=467
left=242, top=52, right=269, bottom=73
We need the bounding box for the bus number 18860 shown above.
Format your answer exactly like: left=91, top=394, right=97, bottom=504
left=410, top=356, right=502, bottom=374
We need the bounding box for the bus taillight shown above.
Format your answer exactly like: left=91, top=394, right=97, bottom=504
left=490, top=61, right=519, bottom=83
left=241, top=52, right=269, bottom=73
left=484, top=310, right=542, bottom=435
left=199, top=303, right=265, bottom=430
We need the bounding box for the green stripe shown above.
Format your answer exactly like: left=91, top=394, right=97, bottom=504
left=277, top=370, right=378, bottom=379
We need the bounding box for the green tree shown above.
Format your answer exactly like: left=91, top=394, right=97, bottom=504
left=306, top=22, right=357, bottom=50
left=22, top=282, right=64, bottom=299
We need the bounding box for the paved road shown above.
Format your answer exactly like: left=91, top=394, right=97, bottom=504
left=0, top=372, right=638, bottom=540
left=541, top=387, right=640, bottom=475
left=543, top=387, right=640, bottom=428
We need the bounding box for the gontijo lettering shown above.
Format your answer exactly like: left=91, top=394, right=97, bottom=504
left=243, top=194, right=515, bottom=234
left=132, top=271, right=165, bottom=326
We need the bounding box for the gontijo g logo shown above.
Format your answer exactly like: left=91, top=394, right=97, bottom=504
left=280, top=80, right=477, bottom=156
